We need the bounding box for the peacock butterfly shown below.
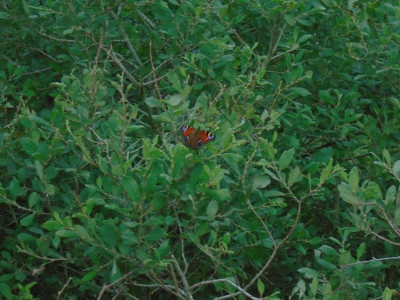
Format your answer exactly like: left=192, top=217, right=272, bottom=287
left=181, top=125, right=216, bottom=150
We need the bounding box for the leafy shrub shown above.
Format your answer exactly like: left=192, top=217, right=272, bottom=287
left=1, top=0, right=400, bottom=299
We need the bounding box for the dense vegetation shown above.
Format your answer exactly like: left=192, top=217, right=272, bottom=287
left=1, top=0, right=400, bottom=299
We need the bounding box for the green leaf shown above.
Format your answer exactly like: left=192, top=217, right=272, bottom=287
left=257, top=278, right=265, bottom=297
left=122, top=176, right=141, bottom=202
left=356, top=242, right=366, bottom=260
left=364, top=181, right=382, bottom=201
left=0, top=283, right=12, bottom=299
left=311, top=147, right=333, bottom=163
left=394, top=207, right=400, bottom=226
left=155, top=239, right=170, bottom=259
left=316, top=258, right=336, bottom=270
left=338, top=183, right=358, bottom=205
left=35, top=160, right=44, bottom=182
left=295, top=243, right=306, bottom=255
left=284, top=14, right=296, bottom=26
left=21, top=137, right=37, bottom=155
left=22, top=0, right=30, bottom=14
left=252, top=175, right=271, bottom=190
left=28, top=115, right=51, bottom=128
left=322, top=282, right=332, bottom=297
left=86, top=197, right=105, bottom=213
left=348, top=167, right=359, bottom=192
left=288, top=87, right=311, bottom=97
left=145, top=171, right=159, bottom=196
left=383, top=149, right=391, bottom=166
left=152, top=196, right=166, bottom=210
left=320, top=159, right=333, bottom=183
left=153, top=111, right=173, bottom=123
left=81, top=270, right=98, bottom=282
left=222, top=232, right=230, bottom=245
left=288, top=166, right=300, bottom=187
left=166, top=94, right=183, bottom=106
left=111, top=259, right=121, bottom=282
left=222, top=127, right=233, bottom=149
left=56, top=229, right=80, bottom=238
left=279, top=148, right=294, bottom=170
left=74, top=225, right=90, bottom=239
left=385, top=185, right=396, bottom=205
left=20, top=214, right=34, bottom=226
left=28, top=192, right=41, bottom=208
left=298, top=267, right=319, bottom=279
left=382, top=287, right=394, bottom=300
left=319, top=245, right=339, bottom=256
left=392, top=160, right=400, bottom=177
left=206, top=189, right=231, bottom=202
left=207, top=200, right=218, bottom=218
left=8, top=178, right=24, bottom=199
left=298, top=34, right=313, bottom=44
left=264, top=168, right=279, bottom=181
left=310, top=276, right=318, bottom=297
left=43, top=220, right=63, bottom=231
left=144, top=227, right=166, bottom=241
left=145, top=96, right=162, bottom=108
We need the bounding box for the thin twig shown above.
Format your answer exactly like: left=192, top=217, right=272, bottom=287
left=111, top=10, right=142, bottom=66
left=190, top=278, right=260, bottom=300
left=169, top=263, right=182, bottom=297
left=364, top=202, right=400, bottom=236
left=265, top=23, right=287, bottom=67
left=216, top=201, right=302, bottom=300
left=171, top=255, right=194, bottom=300
left=56, top=277, right=72, bottom=300
left=246, top=199, right=276, bottom=248
left=90, top=27, right=105, bottom=102
left=35, top=30, right=76, bottom=43
left=22, top=68, right=52, bottom=76
left=149, top=41, right=163, bottom=101
left=97, top=270, right=135, bottom=300
left=268, top=80, right=282, bottom=114
left=149, top=271, right=186, bottom=299
left=342, top=256, right=400, bottom=267
left=104, top=46, right=140, bottom=87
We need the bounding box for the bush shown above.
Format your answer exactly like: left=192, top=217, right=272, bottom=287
left=1, top=0, right=400, bottom=299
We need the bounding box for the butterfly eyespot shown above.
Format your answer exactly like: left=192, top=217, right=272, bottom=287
left=180, top=125, right=215, bottom=150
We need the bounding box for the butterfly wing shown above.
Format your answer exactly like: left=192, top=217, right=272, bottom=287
left=181, top=125, right=215, bottom=150
left=199, top=130, right=216, bottom=146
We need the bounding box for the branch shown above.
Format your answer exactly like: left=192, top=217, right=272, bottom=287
left=90, top=27, right=105, bottom=103
left=149, top=41, right=163, bottom=102
left=341, top=256, right=400, bottom=267
left=104, top=46, right=140, bottom=87
left=56, top=277, right=72, bottom=300
left=216, top=201, right=302, bottom=300
left=246, top=198, right=276, bottom=248
left=190, top=278, right=260, bottom=300
left=111, top=9, right=142, bottom=66
left=97, top=270, right=135, bottom=300
left=171, top=255, right=194, bottom=300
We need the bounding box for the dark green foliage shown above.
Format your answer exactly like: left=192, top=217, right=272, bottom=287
left=1, top=0, right=400, bottom=299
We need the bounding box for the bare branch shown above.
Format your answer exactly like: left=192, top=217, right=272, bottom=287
left=149, top=41, right=163, bottom=102
left=56, top=277, right=72, bottom=300
left=171, top=255, right=194, bottom=300
left=97, top=270, right=135, bottom=300
left=104, top=46, right=140, bottom=87
left=191, top=278, right=260, bottom=300
left=342, top=256, right=400, bottom=267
